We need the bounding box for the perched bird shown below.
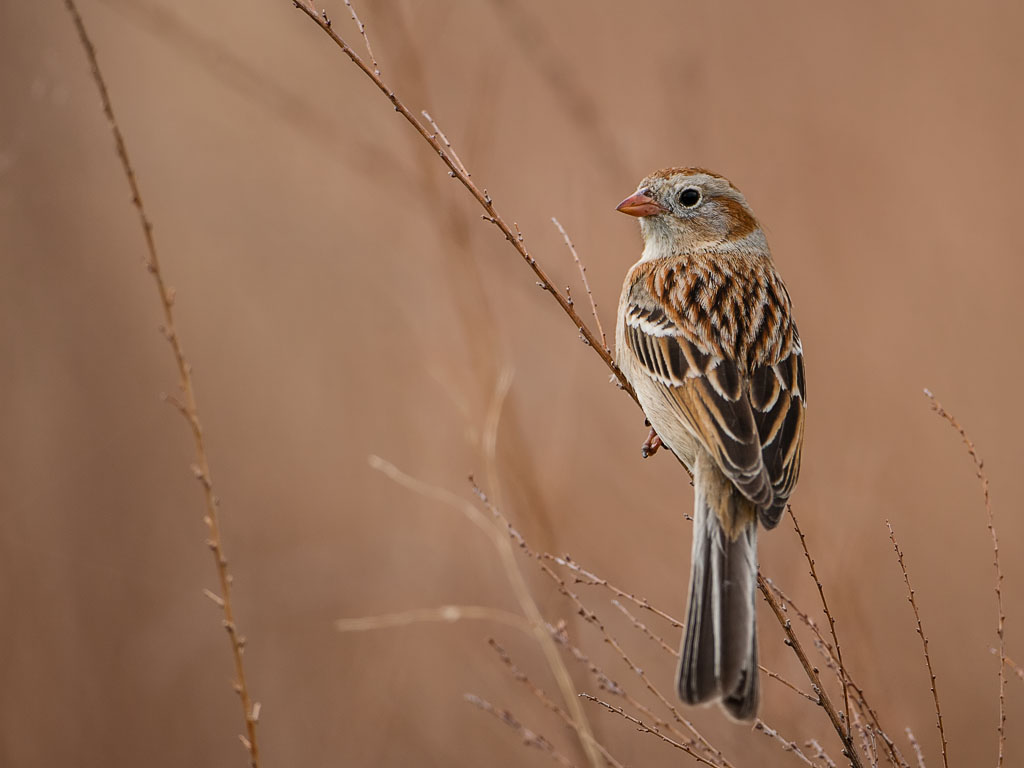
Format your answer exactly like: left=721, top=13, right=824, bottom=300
left=614, top=168, right=806, bottom=720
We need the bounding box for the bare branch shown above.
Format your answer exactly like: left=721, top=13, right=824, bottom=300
left=580, top=694, right=721, bottom=767
left=610, top=599, right=677, bottom=656
left=465, top=694, right=580, bottom=768
left=924, top=389, right=1004, bottom=766
left=790, top=507, right=852, bottom=734
left=471, top=483, right=730, bottom=767
left=489, top=639, right=625, bottom=768
left=335, top=605, right=531, bottom=633
left=886, top=521, right=948, bottom=768
left=850, top=704, right=879, bottom=768
left=552, top=217, right=608, bottom=353
left=806, top=739, right=839, bottom=768
left=757, top=577, right=864, bottom=768
left=343, top=0, right=378, bottom=75
left=765, top=578, right=907, bottom=768
left=422, top=110, right=469, bottom=178
left=905, top=728, right=927, bottom=768
left=753, top=719, right=819, bottom=767
left=543, top=553, right=682, bottom=628
left=367, top=456, right=602, bottom=767
left=290, top=2, right=633, bottom=396
left=993, top=650, right=1024, bottom=683
left=550, top=621, right=714, bottom=761
left=63, top=2, right=259, bottom=763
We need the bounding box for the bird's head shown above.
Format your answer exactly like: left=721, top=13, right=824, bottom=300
left=616, top=168, right=767, bottom=257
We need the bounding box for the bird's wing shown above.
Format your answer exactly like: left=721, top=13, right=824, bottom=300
left=623, top=256, right=805, bottom=523
left=748, top=332, right=806, bottom=527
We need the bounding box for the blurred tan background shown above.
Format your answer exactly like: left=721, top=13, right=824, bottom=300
left=2, top=0, right=1022, bottom=765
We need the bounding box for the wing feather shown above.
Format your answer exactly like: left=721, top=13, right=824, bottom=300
left=751, top=343, right=806, bottom=528
left=622, top=257, right=805, bottom=523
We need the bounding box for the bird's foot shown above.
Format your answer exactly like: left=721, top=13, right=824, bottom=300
left=641, top=426, right=663, bottom=459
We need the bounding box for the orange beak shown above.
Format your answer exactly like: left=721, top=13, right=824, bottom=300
left=616, top=192, right=668, bottom=217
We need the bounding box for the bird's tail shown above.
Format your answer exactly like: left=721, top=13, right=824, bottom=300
left=677, top=452, right=760, bottom=721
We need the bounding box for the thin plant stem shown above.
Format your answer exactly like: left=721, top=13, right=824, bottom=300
left=367, top=455, right=602, bottom=768
left=489, top=639, right=626, bottom=768
left=62, top=2, right=260, bottom=764
left=580, top=694, right=721, bottom=768
left=806, top=738, right=839, bottom=768
left=905, top=728, right=927, bottom=768
left=611, top=599, right=677, bottom=656
left=291, top=1, right=634, bottom=398
left=335, top=605, right=531, bottom=633
left=544, top=553, right=682, bottom=627
left=342, top=0, right=378, bottom=75
left=790, top=507, right=852, bottom=735
left=472, top=482, right=730, bottom=767
left=996, top=651, right=1024, bottom=683
left=552, top=625, right=713, bottom=762
left=924, top=389, right=1005, bottom=767
left=752, top=719, right=819, bottom=767
left=552, top=217, right=608, bottom=353
left=765, top=578, right=907, bottom=768
left=886, top=521, right=948, bottom=768
left=757, top=577, right=864, bottom=768
left=465, top=694, right=580, bottom=768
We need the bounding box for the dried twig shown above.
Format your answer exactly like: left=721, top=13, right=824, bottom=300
left=757, top=577, right=864, bottom=768
left=791, top=508, right=851, bottom=734
left=489, top=640, right=625, bottom=768
left=925, top=389, right=1004, bottom=767
left=580, top=694, right=720, bottom=768
left=848, top=690, right=908, bottom=768
left=806, top=738, right=839, bottom=768
left=853, top=723, right=878, bottom=767
left=335, top=605, right=531, bottom=633
left=465, top=694, right=579, bottom=768
left=367, top=455, right=601, bottom=767
left=993, top=650, right=1024, bottom=683
left=905, top=728, right=927, bottom=768
left=611, top=599, right=677, bottom=656
left=471, top=484, right=728, bottom=766
left=291, top=1, right=634, bottom=397
left=849, top=690, right=907, bottom=765
left=552, top=217, right=608, bottom=353
left=851, top=704, right=879, bottom=768
left=555, top=562, right=726, bottom=765
left=422, top=110, right=469, bottom=178
left=766, top=578, right=907, bottom=768
left=551, top=621, right=711, bottom=760
left=753, top=719, right=818, bottom=767
left=763, top=668, right=820, bottom=705
left=886, top=522, right=948, bottom=768
left=63, top=2, right=259, bottom=764
left=342, top=0, right=378, bottom=74
left=544, top=553, right=682, bottom=627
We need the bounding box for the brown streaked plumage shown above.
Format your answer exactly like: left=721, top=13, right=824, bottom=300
left=615, top=168, right=806, bottom=721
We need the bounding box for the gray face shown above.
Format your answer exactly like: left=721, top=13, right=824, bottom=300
left=636, top=170, right=765, bottom=255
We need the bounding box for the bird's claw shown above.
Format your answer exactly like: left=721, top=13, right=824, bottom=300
left=641, top=428, right=663, bottom=459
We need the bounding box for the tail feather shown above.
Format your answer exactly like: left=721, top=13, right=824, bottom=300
left=677, top=454, right=760, bottom=721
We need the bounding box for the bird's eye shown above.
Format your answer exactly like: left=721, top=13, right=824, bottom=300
left=679, top=187, right=701, bottom=208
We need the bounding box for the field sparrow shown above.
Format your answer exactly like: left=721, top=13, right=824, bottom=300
left=615, top=168, right=806, bottom=720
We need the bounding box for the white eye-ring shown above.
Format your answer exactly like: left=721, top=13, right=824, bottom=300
left=678, top=187, right=701, bottom=208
